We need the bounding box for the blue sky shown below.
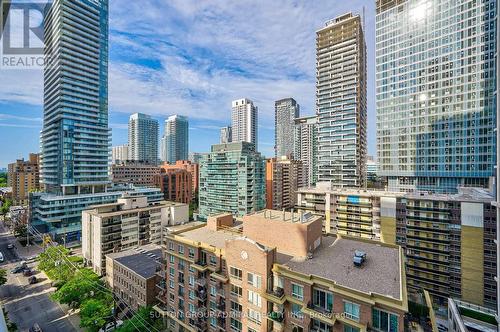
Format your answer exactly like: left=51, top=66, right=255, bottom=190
left=0, top=0, right=377, bottom=168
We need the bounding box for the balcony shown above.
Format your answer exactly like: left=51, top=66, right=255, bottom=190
left=191, top=260, right=209, bottom=271
left=211, top=270, right=229, bottom=283
left=195, top=289, right=207, bottom=301
left=156, top=279, right=166, bottom=290
left=268, top=311, right=284, bottom=323
left=195, top=277, right=207, bottom=287
left=263, top=287, right=286, bottom=304
left=302, top=302, right=336, bottom=326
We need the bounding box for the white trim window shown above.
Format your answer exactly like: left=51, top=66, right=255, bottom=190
left=291, top=283, right=304, bottom=301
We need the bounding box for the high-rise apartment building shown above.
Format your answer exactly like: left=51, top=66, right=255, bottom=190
left=188, top=152, right=204, bottom=164
left=376, top=0, right=497, bottom=193
left=316, top=13, right=367, bottom=188
left=275, top=98, right=299, bottom=158
left=294, top=115, right=318, bottom=186
left=41, top=0, right=110, bottom=195
left=128, top=113, right=159, bottom=164
left=198, top=142, right=265, bottom=220
left=265, top=157, right=305, bottom=210
left=162, top=115, right=189, bottom=163
left=8, top=154, right=40, bottom=205
left=296, top=185, right=498, bottom=309
left=111, top=144, right=129, bottom=164
left=82, top=195, right=188, bottom=275
left=154, top=211, right=407, bottom=332
left=220, top=126, right=232, bottom=144
left=231, top=98, right=258, bottom=150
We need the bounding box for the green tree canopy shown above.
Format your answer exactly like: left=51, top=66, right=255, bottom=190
left=38, top=245, right=74, bottom=282
left=79, top=298, right=113, bottom=332
left=52, top=268, right=103, bottom=307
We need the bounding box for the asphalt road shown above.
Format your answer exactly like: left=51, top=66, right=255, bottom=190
left=0, top=222, right=82, bottom=332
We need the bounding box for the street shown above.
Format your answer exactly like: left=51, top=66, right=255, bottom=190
left=0, top=221, right=83, bottom=332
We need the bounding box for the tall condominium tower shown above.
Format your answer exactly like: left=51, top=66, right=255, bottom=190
left=220, top=126, right=232, bottom=144
left=231, top=98, right=258, bottom=150
left=265, top=157, right=305, bottom=210
left=294, top=115, right=318, bottom=186
left=128, top=113, right=159, bottom=164
left=111, top=144, right=129, bottom=164
left=161, top=115, right=189, bottom=163
left=41, top=0, right=110, bottom=195
left=198, top=142, right=265, bottom=220
left=275, top=98, right=300, bottom=158
left=376, top=0, right=497, bottom=193
left=316, top=13, right=367, bottom=188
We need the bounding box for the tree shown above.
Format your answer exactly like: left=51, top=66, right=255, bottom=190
left=115, top=306, right=161, bottom=332
left=13, top=223, right=27, bottom=239
left=79, top=298, right=113, bottom=332
left=0, top=198, right=12, bottom=216
left=0, top=269, right=7, bottom=286
left=38, top=245, right=74, bottom=282
left=52, top=268, right=103, bottom=307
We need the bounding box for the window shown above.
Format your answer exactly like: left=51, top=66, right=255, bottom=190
left=178, top=245, right=184, bottom=254
left=291, top=283, right=304, bottom=300
left=230, top=284, right=242, bottom=297
left=291, top=303, right=303, bottom=320
left=188, top=303, right=195, bottom=312
left=189, top=290, right=194, bottom=300
left=169, top=255, right=175, bottom=263
left=311, top=319, right=331, bottom=332
left=210, top=285, right=217, bottom=296
left=344, top=324, right=360, bottom=332
left=210, top=317, right=217, bottom=327
left=344, top=301, right=360, bottom=321
left=313, top=288, right=333, bottom=311
left=209, top=255, right=217, bottom=266
left=188, top=275, right=195, bottom=286
left=247, top=290, right=262, bottom=307
left=247, top=272, right=262, bottom=288
left=247, top=308, right=261, bottom=324
left=188, top=248, right=195, bottom=258
left=230, top=318, right=242, bottom=332
left=169, top=267, right=174, bottom=277
left=169, top=280, right=174, bottom=289
left=229, top=266, right=242, bottom=280
left=231, top=301, right=242, bottom=313
left=169, top=242, right=174, bottom=251
left=372, top=308, right=398, bottom=332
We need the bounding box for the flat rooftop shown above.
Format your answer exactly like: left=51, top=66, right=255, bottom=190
left=176, top=225, right=242, bottom=249
left=281, top=236, right=402, bottom=299
left=107, top=244, right=162, bottom=279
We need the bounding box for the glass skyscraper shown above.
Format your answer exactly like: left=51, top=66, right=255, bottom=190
left=41, top=0, right=110, bottom=195
left=275, top=98, right=300, bottom=158
left=161, top=115, right=188, bottom=163
left=316, top=13, right=367, bottom=188
left=376, top=0, right=497, bottom=192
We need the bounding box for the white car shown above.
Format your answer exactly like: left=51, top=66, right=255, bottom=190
left=98, top=320, right=123, bottom=332
left=0, top=252, right=4, bottom=262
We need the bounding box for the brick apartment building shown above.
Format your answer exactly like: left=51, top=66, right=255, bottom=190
left=106, top=244, right=162, bottom=313
left=160, top=161, right=199, bottom=197
left=7, top=153, right=40, bottom=205
left=155, top=167, right=193, bottom=205
left=111, top=161, right=160, bottom=187
left=153, top=210, right=407, bottom=332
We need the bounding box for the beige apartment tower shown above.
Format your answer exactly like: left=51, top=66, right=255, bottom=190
left=8, top=153, right=40, bottom=205
left=316, top=13, right=367, bottom=188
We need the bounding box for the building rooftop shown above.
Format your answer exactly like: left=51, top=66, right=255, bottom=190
left=248, top=209, right=320, bottom=225
left=177, top=226, right=242, bottom=249
left=281, top=236, right=402, bottom=300
left=106, top=244, right=162, bottom=279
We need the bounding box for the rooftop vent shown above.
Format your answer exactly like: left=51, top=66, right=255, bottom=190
left=353, top=250, right=366, bottom=267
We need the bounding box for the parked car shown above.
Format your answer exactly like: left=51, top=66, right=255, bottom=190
left=0, top=252, right=4, bottom=262
left=29, top=323, right=42, bottom=332
left=11, top=262, right=26, bottom=273
left=28, top=276, right=37, bottom=284
left=98, top=320, right=123, bottom=332
left=7, top=243, right=14, bottom=249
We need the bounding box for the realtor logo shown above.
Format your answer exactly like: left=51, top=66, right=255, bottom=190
left=0, top=0, right=51, bottom=68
